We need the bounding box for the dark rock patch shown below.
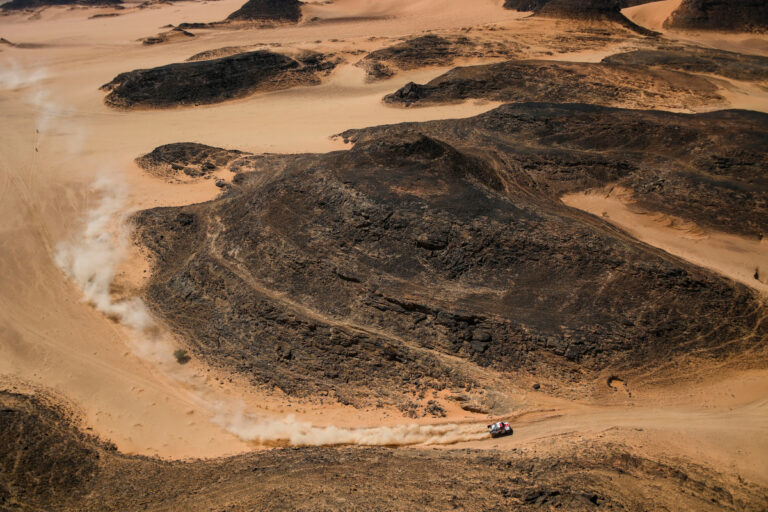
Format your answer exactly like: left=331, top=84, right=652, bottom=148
left=664, top=0, right=768, bottom=32
left=140, top=26, right=195, bottom=46
left=504, top=0, right=659, bottom=35
left=603, top=47, right=768, bottom=82
left=383, top=59, right=722, bottom=110
left=136, top=142, right=248, bottom=181
left=226, top=0, right=301, bottom=23
left=357, top=34, right=522, bottom=82
left=101, top=50, right=338, bottom=109
left=132, top=107, right=766, bottom=408
left=343, top=103, right=768, bottom=239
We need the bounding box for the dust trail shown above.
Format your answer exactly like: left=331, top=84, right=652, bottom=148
left=0, top=60, right=84, bottom=152
left=0, top=59, right=47, bottom=89
left=214, top=406, right=488, bottom=446
left=53, top=178, right=176, bottom=364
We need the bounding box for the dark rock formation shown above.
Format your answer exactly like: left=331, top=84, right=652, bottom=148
left=357, top=35, right=520, bottom=82
left=4, top=390, right=767, bottom=511
left=664, top=0, right=768, bottom=32
left=186, top=45, right=259, bottom=62
left=503, top=0, right=658, bottom=35
left=226, top=0, right=301, bottom=23
left=132, top=105, right=766, bottom=408
left=136, top=142, right=248, bottom=181
left=1, top=0, right=119, bottom=10
left=101, top=50, right=338, bottom=109
left=603, top=47, right=768, bottom=82
left=140, top=26, right=195, bottom=46
left=383, top=59, right=722, bottom=110
left=343, top=103, right=768, bottom=239
left=505, top=0, right=657, bottom=8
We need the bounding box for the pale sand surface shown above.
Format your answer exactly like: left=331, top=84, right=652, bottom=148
left=624, top=0, right=768, bottom=56
left=0, top=0, right=766, bottom=470
left=562, top=186, right=768, bottom=294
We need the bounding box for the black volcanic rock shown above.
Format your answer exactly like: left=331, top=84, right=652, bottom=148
left=136, top=142, right=248, bottom=181
left=133, top=105, right=766, bottom=407
left=1, top=0, right=119, bottom=10
left=665, top=0, right=768, bottom=32
left=503, top=0, right=548, bottom=10
left=101, top=50, right=337, bottom=109
left=504, top=0, right=657, bottom=34
left=226, top=0, right=301, bottom=22
left=505, top=0, right=657, bottom=8
left=345, top=104, right=768, bottom=238
left=357, top=35, right=520, bottom=82
left=383, top=59, right=722, bottom=110
left=603, top=47, right=768, bottom=82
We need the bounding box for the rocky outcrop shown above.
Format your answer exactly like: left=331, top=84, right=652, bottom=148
left=132, top=105, right=766, bottom=408
left=226, top=0, right=301, bottom=23
left=664, top=0, right=768, bottom=32
left=383, top=59, right=723, bottom=110
left=357, top=35, right=520, bottom=81
left=503, top=0, right=658, bottom=34
left=603, top=47, right=768, bottom=82
left=140, top=26, right=195, bottom=46
left=136, top=142, right=248, bottom=181
left=101, top=50, right=337, bottom=109
left=344, top=103, right=768, bottom=239
left=505, top=0, right=658, bottom=8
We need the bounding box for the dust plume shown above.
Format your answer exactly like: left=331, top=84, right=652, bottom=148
left=0, top=59, right=47, bottom=89
left=53, top=178, right=175, bottom=364
left=214, top=405, right=488, bottom=447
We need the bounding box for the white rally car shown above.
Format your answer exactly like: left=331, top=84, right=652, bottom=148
left=487, top=421, right=513, bottom=438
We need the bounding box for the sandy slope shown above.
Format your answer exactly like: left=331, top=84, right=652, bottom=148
left=0, top=0, right=766, bottom=480
left=562, top=187, right=768, bottom=294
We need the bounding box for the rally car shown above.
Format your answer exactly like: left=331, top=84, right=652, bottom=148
left=487, top=421, right=513, bottom=438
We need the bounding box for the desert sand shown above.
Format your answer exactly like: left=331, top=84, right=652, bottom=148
left=1, top=0, right=767, bottom=509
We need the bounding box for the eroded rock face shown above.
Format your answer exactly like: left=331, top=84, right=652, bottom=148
left=136, top=142, right=248, bottom=181
left=226, top=0, right=301, bottom=22
left=133, top=106, right=766, bottom=407
left=664, top=0, right=768, bottom=32
left=344, top=103, right=768, bottom=238
left=504, top=0, right=657, bottom=9
left=356, top=35, right=521, bottom=82
left=503, top=0, right=657, bottom=34
left=100, top=50, right=337, bottom=109
left=383, top=59, right=723, bottom=110
left=602, top=47, right=768, bottom=82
